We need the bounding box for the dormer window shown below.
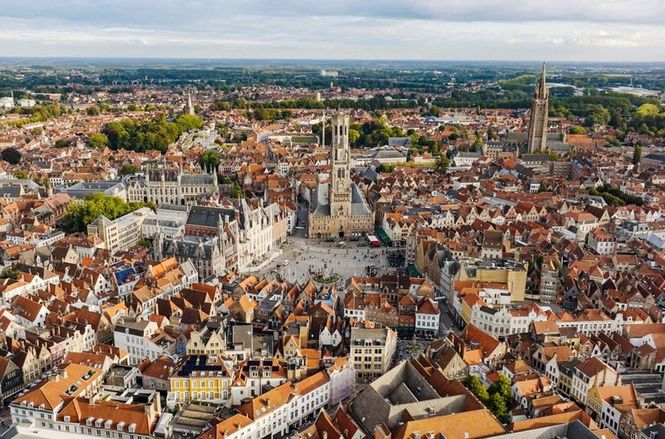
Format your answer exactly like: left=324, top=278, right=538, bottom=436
left=117, top=422, right=125, bottom=431
left=128, top=423, right=136, bottom=433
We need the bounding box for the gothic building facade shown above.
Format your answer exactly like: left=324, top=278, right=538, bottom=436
left=127, top=167, right=218, bottom=206
left=527, top=64, right=549, bottom=154
left=153, top=200, right=288, bottom=277
left=308, top=111, right=373, bottom=239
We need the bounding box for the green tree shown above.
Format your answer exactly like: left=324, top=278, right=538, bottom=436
left=88, top=133, right=109, bottom=150
left=13, top=170, right=29, bottom=180
left=435, top=154, right=449, bottom=172
left=200, top=149, right=221, bottom=173
left=54, top=139, right=71, bottom=148
left=348, top=127, right=361, bottom=145
left=119, top=164, right=139, bottom=176
left=0, top=267, right=18, bottom=280
left=463, top=376, right=489, bottom=402
left=101, top=115, right=203, bottom=154
left=174, top=114, right=204, bottom=132
left=488, top=392, right=511, bottom=424
left=609, top=109, right=625, bottom=129
left=470, top=137, right=484, bottom=152
left=1, top=147, right=22, bottom=165
left=487, top=374, right=512, bottom=401
left=138, top=237, right=153, bottom=248
left=569, top=125, right=587, bottom=135
left=229, top=183, right=244, bottom=198
left=487, top=125, right=498, bottom=141
left=61, top=193, right=154, bottom=233
left=584, top=104, right=611, bottom=127
left=636, top=103, right=660, bottom=118
left=632, top=145, right=642, bottom=166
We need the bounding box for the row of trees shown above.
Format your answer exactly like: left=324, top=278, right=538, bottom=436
left=588, top=184, right=644, bottom=207
left=61, top=193, right=155, bottom=233
left=1, top=103, right=69, bottom=128
left=432, top=83, right=658, bottom=137
left=247, top=108, right=291, bottom=121
left=212, top=95, right=418, bottom=113
left=100, top=114, right=204, bottom=153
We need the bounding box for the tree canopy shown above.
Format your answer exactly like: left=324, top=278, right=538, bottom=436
left=569, top=125, right=587, bottom=134
left=632, top=145, right=642, bottom=166
left=61, top=193, right=154, bottom=233
left=0, top=267, right=19, bottom=280
left=119, top=164, right=139, bottom=176
left=88, top=132, right=109, bottom=150
left=101, top=114, right=204, bottom=153
left=589, top=184, right=643, bottom=207
left=200, top=149, right=221, bottom=173
left=350, top=118, right=405, bottom=148
left=463, top=374, right=513, bottom=424
left=1, top=147, right=22, bottom=165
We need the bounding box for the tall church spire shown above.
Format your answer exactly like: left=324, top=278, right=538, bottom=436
left=187, top=92, right=195, bottom=116
left=536, top=63, right=547, bottom=99
left=527, top=63, right=549, bottom=154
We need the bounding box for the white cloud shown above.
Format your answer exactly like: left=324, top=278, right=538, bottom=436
left=0, top=1, right=664, bottom=60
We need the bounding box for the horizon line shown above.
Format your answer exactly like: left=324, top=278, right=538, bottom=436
left=1, top=56, right=665, bottom=65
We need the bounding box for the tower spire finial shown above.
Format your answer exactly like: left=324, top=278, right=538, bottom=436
left=537, top=63, right=547, bottom=99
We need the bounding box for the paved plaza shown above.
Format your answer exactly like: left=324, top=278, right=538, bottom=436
left=258, top=237, right=391, bottom=284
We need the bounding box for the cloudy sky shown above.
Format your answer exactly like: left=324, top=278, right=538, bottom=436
left=1, top=0, right=664, bottom=61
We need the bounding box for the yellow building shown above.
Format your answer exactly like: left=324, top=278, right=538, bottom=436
left=457, top=259, right=528, bottom=302
left=167, top=355, right=233, bottom=409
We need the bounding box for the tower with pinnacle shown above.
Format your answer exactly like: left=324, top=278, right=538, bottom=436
left=527, top=64, right=549, bottom=153
left=308, top=110, right=373, bottom=239
left=187, top=92, right=195, bottom=116
left=329, top=112, right=352, bottom=217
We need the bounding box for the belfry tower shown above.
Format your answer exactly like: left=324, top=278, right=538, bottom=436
left=329, top=111, right=352, bottom=217
left=527, top=63, right=549, bottom=153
